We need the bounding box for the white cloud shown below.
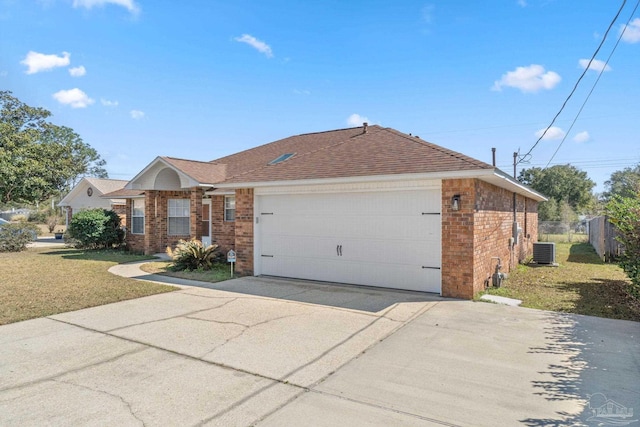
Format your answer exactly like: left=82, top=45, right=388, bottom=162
left=101, top=98, right=118, bottom=107
left=347, top=113, right=371, bottom=127
left=492, top=64, right=561, bottom=93
left=573, top=131, right=590, bottom=143
left=621, top=18, right=640, bottom=43
left=234, top=34, right=273, bottom=58
left=21, top=51, right=70, bottom=74
left=421, top=4, right=435, bottom=24
left=52, top=88, right=94, bottom=108
left=130, top=109, right=145, bottom=119
left=517, top=0, right=527, bottom=7
left=293, top=89, right=310, bottom=95
left=535, top=126, right=565, bottom=140
left=73, top=0, right=140, bottom=14
left=69, top=65, right=86, bottom=77
left=578, top=58, right=611, bottom=73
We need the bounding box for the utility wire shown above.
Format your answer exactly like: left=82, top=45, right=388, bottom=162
left=516, top=0, right=628, bottom=166
left=544, top=0, right=640, bottom=168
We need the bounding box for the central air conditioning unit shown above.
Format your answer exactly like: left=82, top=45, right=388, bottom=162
left=533, top=242, right=556, bottom=265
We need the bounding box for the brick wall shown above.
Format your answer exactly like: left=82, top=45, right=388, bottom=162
left=441, top=179, right=476, bottom=299
left=442, top=178, right=539, bottom=299
left=210, top=195, right=235, bottom=253
left=112, top=203, right=127, bottom=226
left=234, top=188, right=254, bottom=275
left=124, top=190, right=200, bottom=254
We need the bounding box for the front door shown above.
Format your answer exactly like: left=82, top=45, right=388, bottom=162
left=201, top=199, right=211, bottom=247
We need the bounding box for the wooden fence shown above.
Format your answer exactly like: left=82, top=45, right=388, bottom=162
left=588, top=216, right=624, bottom=261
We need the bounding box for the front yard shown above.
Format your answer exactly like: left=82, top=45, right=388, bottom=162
left=483, top=242, right=640, bottom=321
left=0, top=248, right=175, bottom=325
left=2, top=242, right=638, bottom=326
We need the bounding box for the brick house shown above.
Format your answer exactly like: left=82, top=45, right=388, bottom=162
left=107, top=125, right=545, bottom=299
left=58, top=177, right=128, bottom=226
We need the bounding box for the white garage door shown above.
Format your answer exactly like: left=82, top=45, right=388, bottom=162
left=256, top=188, right=441, bottom=293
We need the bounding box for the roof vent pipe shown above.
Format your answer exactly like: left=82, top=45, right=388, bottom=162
left=363, top=122, right=368, bottom=133
left=492, top=147, right=496, bottom=166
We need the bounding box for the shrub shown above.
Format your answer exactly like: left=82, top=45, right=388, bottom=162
left=0, top=222, right=40, bottom=252
left=46, top=216, right=62, bottom=233
left=10, top=214, right=28, bottom=222
left=28, top=210, right=48, bottom=223
left=606, top=195, right=640, bottom=298
left=166, top=239, right=219, bottom=271
left=66, top=209, right=124, bottom=249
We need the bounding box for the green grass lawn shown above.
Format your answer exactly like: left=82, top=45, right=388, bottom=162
left=483, top=242, right=640, bottom=321
left=140, top=261, right=234, bottom=283
left=0, top=248, right=176, bottom=325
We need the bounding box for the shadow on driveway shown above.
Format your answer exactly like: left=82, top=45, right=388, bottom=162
left=521, top=311, right=640, bottom=426
left=132, top=273, right=445, bottom=313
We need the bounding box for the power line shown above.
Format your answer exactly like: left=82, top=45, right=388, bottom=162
left=544, top=0, right=640, bottom=168
left=515, top=0, right=628, bottom=166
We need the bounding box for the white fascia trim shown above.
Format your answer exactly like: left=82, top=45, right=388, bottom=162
left=126, top=156, right=203, bottom=190
left=59, top=177, right=89, bottom=205
left=488, top=170, right=548, bottom=201
left=125, top=156, right=164, bottom=189
left=203, top=189, right=235, bottom=196
left=214, top=169, right=494, bottom=189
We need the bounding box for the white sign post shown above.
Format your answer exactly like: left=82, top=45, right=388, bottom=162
left=227, top=250, right=236, bottom=278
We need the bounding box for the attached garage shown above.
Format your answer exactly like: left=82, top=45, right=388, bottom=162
left=254, top=181, right=442, bottom=293
left=123, top=124, right=546, bottom=299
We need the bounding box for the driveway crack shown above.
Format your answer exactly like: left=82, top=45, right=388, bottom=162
left=198, top=313, right=303, bottom=359
left=53, top=379, right=146, bottom=426
left=104, top=298, right=238, bottom=332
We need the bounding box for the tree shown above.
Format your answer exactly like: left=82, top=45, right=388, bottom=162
left=603, top=164, right=640, bottom=202
left=606, top=195, right=640, bottom=298
left=518, top=164, right=595, bottom=217
left=0, top=91, right=107, bottom=205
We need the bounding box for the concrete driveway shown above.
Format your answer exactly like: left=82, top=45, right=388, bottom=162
left=1, top=275, right=638, bottom=426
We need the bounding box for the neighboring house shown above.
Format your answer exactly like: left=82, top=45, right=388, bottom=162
left=106, top=124, right=546, bottom=299
left=58, top=177, right=128, bottom=225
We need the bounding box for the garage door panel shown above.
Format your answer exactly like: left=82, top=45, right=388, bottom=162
left=257, top=188, right=441, bottom=293
left=339, top=238, right=441, bottom=266
left=263, top=214, right=440, bottom=241
left=261, top=255, right=441, bottom=293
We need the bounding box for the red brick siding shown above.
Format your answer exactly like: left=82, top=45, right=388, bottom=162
left=234, top=188, right=254, bottom=275
left=210, top=195, right=235, bottom=253
left=441, top=179, right=476, bottom=299
left=442, top=178, right=539, bottom=299
left=124, top=190, right=203, bottom=255
left=112, top=203, right=127, bottom=226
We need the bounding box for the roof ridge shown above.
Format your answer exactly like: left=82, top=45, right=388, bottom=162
left=162, top=156, right=216, bottom=165
left=209, top=125, right=377, bottom=164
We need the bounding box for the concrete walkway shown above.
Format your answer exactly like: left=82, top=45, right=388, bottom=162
left=1, top=259, right=638, bottom=426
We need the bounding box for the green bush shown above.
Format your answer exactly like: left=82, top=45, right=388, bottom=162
left=28, top=210, right=48, bottom=223
left=606, top=195, right=640, bottom=298
left=166, top=239, right=219, bottom=271
left=66, top=209, right=124, bottom=249
left=0, top=222, right=40, bottom=252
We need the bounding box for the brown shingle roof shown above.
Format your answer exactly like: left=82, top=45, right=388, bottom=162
left=161, top=157, right=227, bottom=184
left=145, top=125, right=495, bottom=187
left=218, top=125, right=492, bottom=184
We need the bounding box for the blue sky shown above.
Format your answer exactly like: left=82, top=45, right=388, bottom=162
left=1, top=0, right=639, bottom=192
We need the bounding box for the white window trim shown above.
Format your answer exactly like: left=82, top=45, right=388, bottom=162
left=168, top=199, right=190, bottom=236
left=224, top=195, right=236, bottom=222
left=131, top=198, right=145, bottom=235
